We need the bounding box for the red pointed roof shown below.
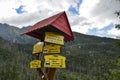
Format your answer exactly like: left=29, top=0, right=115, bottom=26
left=21, top=11, right=74, bottom=42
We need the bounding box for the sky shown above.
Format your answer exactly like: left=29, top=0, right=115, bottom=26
left=0, top=0, right=120, bottom=38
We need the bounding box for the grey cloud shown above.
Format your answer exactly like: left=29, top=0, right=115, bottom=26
left=81, top=22, right=92, bottom=26
left=71, top=16, right=88, bottom=26
left=91, top=0, right=120, bottom=19
left=1, top=10, right=52, bottom=27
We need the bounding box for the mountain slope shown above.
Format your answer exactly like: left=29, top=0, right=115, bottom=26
left=0, top=23, right=120, bottom=80
left=61, top=32, right=120, bottom=80
left=0, top=23, right=37, bottom=44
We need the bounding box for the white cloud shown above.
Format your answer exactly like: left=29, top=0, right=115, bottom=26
left=80, top=0, right=100, bottom=17
left=0, top=0, right=79, bottom=28
left=108, top=28, right=120, bottom=36
left=78, top=0, right=119, bottom=29
left=0, top=0, right=120, bottom=38
left=71, top=0, right=120, bottom=37
left=0, top=0, right=20, bottom=18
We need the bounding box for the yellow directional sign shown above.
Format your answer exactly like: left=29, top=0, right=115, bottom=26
left=32, top=42, right=44, bottom=54
left=43, top=44, right=61, bottom=54
left=30, top=60, right=41, bottom=68
left=44, top=54, right=66, bottom=68
left=44, top=32, right=64, bottom=45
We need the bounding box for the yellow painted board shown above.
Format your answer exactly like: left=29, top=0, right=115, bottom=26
left=44, top=54, right=66, bottom=60
left=44, top=54, right=66, bottom=68
left=44, top=32, right=64, bottom=45
left=32, top=42, right=44, bottom=54
left=43, top=44, right=61, bottom=54
left=30, top=60, right=41, bottom=68
left=44, top=60, right=66, bottom=68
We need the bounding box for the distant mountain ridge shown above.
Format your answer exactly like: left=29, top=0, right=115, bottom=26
left=0, top=23, right=37, bottom=44
left=0, top=23, right=118, bottom=44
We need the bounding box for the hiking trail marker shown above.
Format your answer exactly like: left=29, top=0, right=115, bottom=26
left=30, top=60, right=41, bottom=68
left=43, top=44, right=61, bottom=54
left=44, top=32, right=64, bottom=45
left=21, top=11, right=74, bottom=80
left=44, top=54, right=66, bottom=68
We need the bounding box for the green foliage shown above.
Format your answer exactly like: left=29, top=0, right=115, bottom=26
left=108, top=69, right=120, bottom=80
left=0, top=48, right=12, bottom=60
left=115, top=24, right=120, bottom=29
left=55, top=70, right=80, bottom=80
left=114, top=41, right=120, bottom=48
left=116, top=58, right=120, bottom=66
left=107, top=58, right=120, bottom=80
left=0, top=32, right=120, bottom=80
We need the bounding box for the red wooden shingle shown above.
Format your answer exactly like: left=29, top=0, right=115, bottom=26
left=21, top=11, right=74, bottom=42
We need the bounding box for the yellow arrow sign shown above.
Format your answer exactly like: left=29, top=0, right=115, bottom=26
left=43, top=44, right=61, bottom=54
left=32, top=42, right=44, bottom=54
left=44, top=54, right=66, bottom=68
left=44, top=32, right=64, bottom=45
left=30, top=60, right=41, bottom=68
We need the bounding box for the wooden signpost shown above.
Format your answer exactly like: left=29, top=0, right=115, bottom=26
left=30, top=60, right=41, bottom=68
left=21, top=11, right=74, bottom=80
left=32, top=42, right=44, bottom=54
left=44, top=32, right=64, bottom=45
left=43, top=45, right=61, bottom=54
left=44, top=54, right=66, bottom=68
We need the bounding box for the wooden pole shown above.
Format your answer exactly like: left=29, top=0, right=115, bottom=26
left=46, top=68, right=56, bottom=80
left=35, top=54, right=48, bottom=80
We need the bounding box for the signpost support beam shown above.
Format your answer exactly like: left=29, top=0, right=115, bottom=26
left=35, top=54, right=48, bottom=80
left=46, top=68, right=56, bottom=80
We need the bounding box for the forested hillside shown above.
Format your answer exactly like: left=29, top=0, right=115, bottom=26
left=0, top=31, right=120, bottom=80
left=0, top=37, right=35, bottom=80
